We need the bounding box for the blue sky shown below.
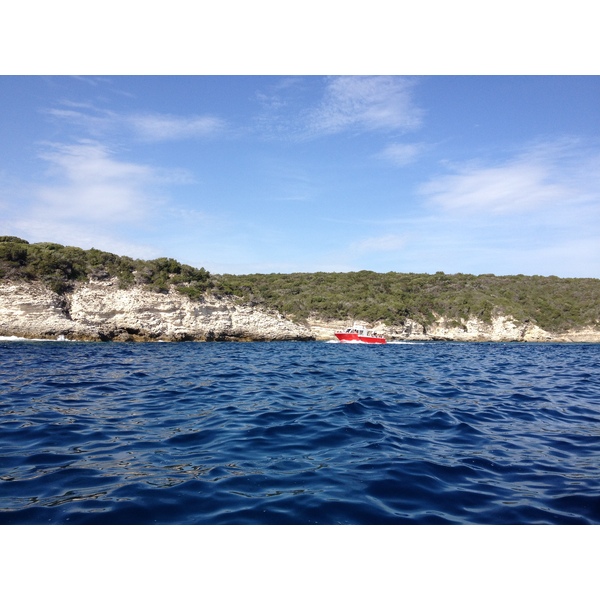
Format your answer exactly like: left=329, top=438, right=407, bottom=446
left=2, top=75, right=599, bottom=277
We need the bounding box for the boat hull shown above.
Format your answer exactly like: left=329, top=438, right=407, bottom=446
left=334, top=332, right=386, bottom=344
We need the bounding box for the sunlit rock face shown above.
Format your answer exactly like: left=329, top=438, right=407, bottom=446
left=0, top=279, right=314, bottom=342
left=306, top=314, right=600, bottom=343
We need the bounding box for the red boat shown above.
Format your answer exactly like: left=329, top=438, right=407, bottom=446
left=334, top=323, right=386, bottom=344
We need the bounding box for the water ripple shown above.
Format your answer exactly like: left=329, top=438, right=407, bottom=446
left=1, top=341, right=600, bottom=524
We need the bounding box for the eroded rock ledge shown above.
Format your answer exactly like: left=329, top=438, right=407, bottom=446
left=0, top=279, right=314, bottom=342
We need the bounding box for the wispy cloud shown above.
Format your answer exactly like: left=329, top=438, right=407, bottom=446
left=254, top=76, right=423, bottom=141
left=128, top=113, right=225, bottom=141
left=35, top=141, right=158, bottom=222
left=46, top=105, right=121, bottom=138
left=378, top=142, right=425, bottom=166
left=2, top=141, right=198, bottom=258
left=420, top=139, right=600, bottom=215
left=70, top=76, right=114, bottom=87
left=318, top=138, right=600, bottom=277
left=422, top=162, right=566, bottom=214
left=402, top=138, right=600, bottom=276
left=46, top=103, right=226, bottom=143
left=304, top=76, right=423, bottom=137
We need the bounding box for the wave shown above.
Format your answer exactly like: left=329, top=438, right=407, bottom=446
left=0, top=335, right=73, bottom=342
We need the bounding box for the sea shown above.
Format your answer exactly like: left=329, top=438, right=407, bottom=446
left=1, top=338, right=599, bottom=525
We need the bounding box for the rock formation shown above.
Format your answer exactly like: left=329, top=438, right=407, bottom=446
left=307, top=315, right=600, bottom=343
left=0, top=279, right=314, bottom=342
left=1, top=279, right=598, bottom=343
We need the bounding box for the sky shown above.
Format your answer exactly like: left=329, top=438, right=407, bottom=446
left=1, top=75, right=599, bottom=277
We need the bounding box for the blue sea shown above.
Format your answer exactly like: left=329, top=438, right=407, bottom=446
left=1, top=339, right=599, bottom=525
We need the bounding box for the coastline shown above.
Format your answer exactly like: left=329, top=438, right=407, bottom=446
left=2, top=278, right=599, bottom=343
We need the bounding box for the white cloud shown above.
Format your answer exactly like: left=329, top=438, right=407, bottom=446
left=128, top=113, right=225, bottom=141
left=1, top=141, right=197, bottom=259
left=420, top=141, right=600, bottom=216
left=46, top=106, right=121, bottom=138
left=46, top=103, right=226, bottom=143
left=312, top=139, right=600, bottom=277
left=35, top=142, right=157, bottom=222
left=422, top=162, right=566, bottom=214
left=305, top=76, right=423, bottom=137
left=2, top=136, right=241, bottom=266
left=378, top=142, right=424, bottom=166
left=403, top=139, right=600, bottom=276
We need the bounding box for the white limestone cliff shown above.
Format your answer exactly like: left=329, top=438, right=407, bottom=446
left=0, top=279, right=314, bottom=341
left=307, top=314, right=600, bottom=343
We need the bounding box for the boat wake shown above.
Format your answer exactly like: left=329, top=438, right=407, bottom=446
left=327, top=338, right=420, bottom=345
left=0, top=335, right=72, bottom=342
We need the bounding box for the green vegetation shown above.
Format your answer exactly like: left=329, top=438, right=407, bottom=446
left=213, top=270, right=600, bottom=333
left=2, top=237, right=599, bottom=333
left=0, top=237, right=210, bottom=296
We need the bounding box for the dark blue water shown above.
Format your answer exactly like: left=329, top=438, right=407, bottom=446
left=1, top=340, right=599, bottom=524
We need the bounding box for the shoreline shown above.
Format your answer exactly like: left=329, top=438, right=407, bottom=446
left=2, top=279, right=599, bottom=344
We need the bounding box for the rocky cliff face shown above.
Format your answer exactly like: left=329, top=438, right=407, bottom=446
left=307, top=315, right=600, bottom=343
left=2, top=279, right=598, bottom=343
left=0, top=279, right=314, bottom=342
